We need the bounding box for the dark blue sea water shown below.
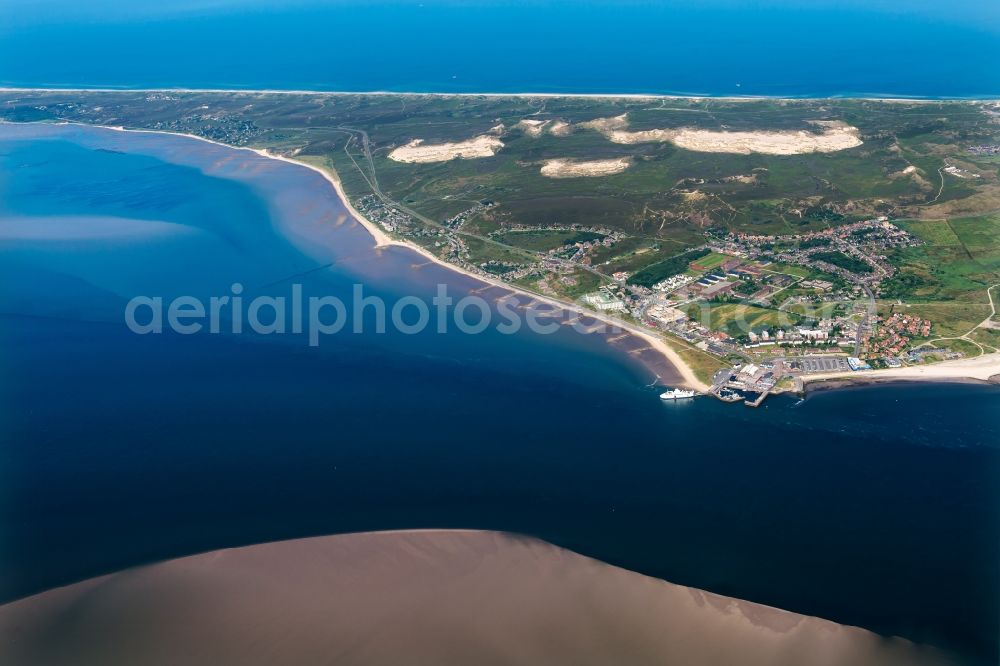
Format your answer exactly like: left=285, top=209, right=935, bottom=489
left=1, top=123, right=998, bottom=661
left=2, top=0, right=999, bottom=98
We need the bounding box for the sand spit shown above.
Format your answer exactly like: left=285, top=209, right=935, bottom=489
left=0, top=530, right=954, bottom=666
left=581, top=113, right=863, bottom=154
left=541, top=157, right=631, bottom=178
left=387, top=135, right=504, bottom=162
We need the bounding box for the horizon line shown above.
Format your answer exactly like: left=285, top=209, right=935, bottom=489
left=2, top=85, right=1000, bottom=103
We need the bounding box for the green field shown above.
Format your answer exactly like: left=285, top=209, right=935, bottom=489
left=879, top=216, right=997, bottom=337
left=684, top=302, right=801, bottom=336
left=882, top=214, right=1000, bottom=336
left=784, top=301, right=848, bottom=320
left=688, top=252, right=732, bottom=271
left=936, top=338, right=985, bottom=358
left=970, top=327, right=1000, bottom=351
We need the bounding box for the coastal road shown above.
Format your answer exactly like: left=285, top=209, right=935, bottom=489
left=855, top=284, right=876, bottom=357
left=329, top=125, right=614, bottom=284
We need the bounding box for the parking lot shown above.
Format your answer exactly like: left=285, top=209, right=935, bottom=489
left=799, top=356, right=850, bottom=373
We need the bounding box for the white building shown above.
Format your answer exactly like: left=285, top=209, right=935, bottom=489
left=582, top=292, right=627, bottom=313
left=647, top=304, right=688, bottom=325
left=798, top=328, right=829, bottom=340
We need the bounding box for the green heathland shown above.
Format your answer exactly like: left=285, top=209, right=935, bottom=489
left=878, top=214, right=1000, bottom=336
left=3, top=91, right=998, bottom=342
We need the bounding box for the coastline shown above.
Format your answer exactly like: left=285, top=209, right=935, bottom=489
left=10, top=116, right=997, bottom=392
left=275, top=147, right=711, bottom=391
left=48, top=121, right=710, bottom=392
left=803, top=375, right=1000, bottom=395
left=0, top=529, right=956, bottom=666
left=2, top=86, right=1000, bottom=103
left=801, top=352, right=1000, bottom=394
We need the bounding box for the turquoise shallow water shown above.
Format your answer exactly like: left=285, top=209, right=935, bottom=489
left=0, top=123, right=998, bottom=661
left=2, top=1, right=999, bottom=98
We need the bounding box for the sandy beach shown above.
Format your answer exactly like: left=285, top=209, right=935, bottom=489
left=0, top=530, right=956, bottom=666
left=804, top=351, right=1000, bottom=388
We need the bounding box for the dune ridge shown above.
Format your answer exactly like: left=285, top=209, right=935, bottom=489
left=540, top=157, right=631, bottom=178
left=580, top=113, right=863, bottom=154
left=387, top=135, right=504, bottom=162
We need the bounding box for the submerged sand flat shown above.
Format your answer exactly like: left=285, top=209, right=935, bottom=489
left=387, top=135, right=504, bottom=162
left=581, top=113, right=863, bottom=154
left=540, top=157, right=630, bottom=178
left=0, top=530, right=953, bottom=666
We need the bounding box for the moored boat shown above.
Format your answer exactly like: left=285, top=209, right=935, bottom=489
left=660, top=388, right=697, bottom=400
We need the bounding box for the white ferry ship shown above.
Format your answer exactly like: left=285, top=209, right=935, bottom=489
left=659, top=388, right=697, bottom=400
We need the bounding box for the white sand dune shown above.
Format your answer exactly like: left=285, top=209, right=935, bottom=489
left=580, top=114, right=863, bottom=154
left=515, top=119, right=549, bottom=136
left=516, top=119, right=574, bottom=137
left=0, top=530, right=954, bottom=666
left=387, top=135, right=504, bottom=163
left=540, top=157, right=630, bottom=178
left=671, top=125, right=862, bottom=155
left=548, top=120, right=572, bottom=136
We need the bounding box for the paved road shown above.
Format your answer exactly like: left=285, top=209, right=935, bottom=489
left=855, top=284, right=875, bottom=357
left=332, top=125, right=610, bottom=281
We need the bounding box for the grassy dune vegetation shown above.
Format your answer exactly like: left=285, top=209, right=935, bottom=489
left=882, top=214, right=1000, bottom=337
left=2, top=90, right=998, bottom=334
